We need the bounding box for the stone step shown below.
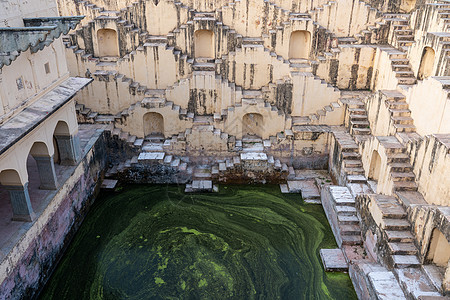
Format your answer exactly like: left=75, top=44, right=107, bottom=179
left=352, top=127, right=371, bottom=135
left=346, top=175, right=366, bottom=183
left=390, top=162, right=413, bottom=172
left=392, top=116, right=414, bottom=125
left=341, top=235, right=363, bottom=245
left=335, top=205, right=357, bottom=216
left=163, top=155, right=173, bottom=164
left=390, top=171, right=416, bottom=182
left=387, top=242, right=418, bottom=255
left=383, top=218, right=411, bottom=230
left=342, top=152, right=361, bottom=160
left=372, top=194, right=407, bottom=219
left=337, top=215, right=360, bottom=225
left=344, top=167, right=365, bottom=175
left=348, top=108, right=366, bottom=115
left=393, top=181, right=418, bottom=191
left=387, top=153, right=409, bottom=163
left=394, top=123, right=416, bottom=132
left=339, top=224, right=361, bottom=236
left=392, top=255, right=420, bottom=268
left=386, top=230, right=414, bottom=243
left=344, top=160, right=363, bottom=168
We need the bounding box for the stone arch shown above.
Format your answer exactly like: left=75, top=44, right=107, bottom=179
left=29, top=141, right=50, bottom=157
left=368, top=150, right=382, bottom=181
left=97, top=29, right=119, bottom=57
left=143, top=112, right=164, bottom=137
left=418, top=47, right=435, bottom=80
left=243, top=113, right=264, bottom=138
left=289, top=30, right=311, bottom=59
left=0, top=169, right=23, bottom=186
left=0, top=168, right=33, bottom=221
left=427, top=228, right=450, bottom=267
left=27, top=141, right=57, bottom=190
left=54, top=120, right=70, bottom=136
left=53, top=120, right=81, bottom=165
left=194, top=30, right=214, bottom=58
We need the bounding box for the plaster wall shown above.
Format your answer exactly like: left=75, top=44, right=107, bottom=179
left=0, top=0, right=58, bottom=27
left=0, top=40, right=69, bottom=122
left=405, top=77, right=450, bottom=136
left=408, top=135, right=450, bottom=206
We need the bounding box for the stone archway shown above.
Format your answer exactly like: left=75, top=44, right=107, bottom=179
left=0, top=169, right=34, bottom=221
left=427, top=228, right=450, bottom=267
left=194, top=30, right=214, bottom=58
left=289, top=30, right=311, bottom=59
left=28, top=141, right=58, bottom=190
left=143, top=112, right=164, bottom=137
left=242, top=113, right=263, bottom=138
left=368, top=150, right=382, bottom=181
left=53, top=120, right=80, bottom=165
left=418, top=47, right=435, bottom=80
left=97, top=29, right=119, bottom=57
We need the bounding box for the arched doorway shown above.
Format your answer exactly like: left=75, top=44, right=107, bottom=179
left=368, top=150, right=382, bottom=181
left=97, top=29, right=119, bottom=57
left=418, top=47, right=435, bottom=80
left=242, top=113, right=263, bottom=137
left=289, top=30, right=311, bottom=59
left=143, top=112, right=164, bottom=137
left=194, top=30, right=214, bottom=58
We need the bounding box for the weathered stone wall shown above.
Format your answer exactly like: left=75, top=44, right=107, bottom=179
left=0, top=131, right=107, bottom=300
left=407, top=134, right=450, bottom=206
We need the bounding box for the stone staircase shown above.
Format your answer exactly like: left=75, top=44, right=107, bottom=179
left=363, top=194, right=420, bottom=268
left=332, top=130, right=367, bottom=184
left=322, top=185, right=363, bottom=246
left=380, top=90, right=417, bottom=134
left=378, top=136, right=418, bottom=192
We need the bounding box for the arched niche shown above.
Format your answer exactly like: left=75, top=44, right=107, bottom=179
left=289, top=30, right=311, bottom=59
left=427, top=228, right=450, bottom=267
left=243, top=113, right=264, bottom=138
left=143, top=112, right=164, bottom=137
left=97, top=29, right=119, bottom=57
left=194, top=30, right=214, bottom=58
left=368, top=150, right=382, bottom=181
left=418, top=47, right=435, bottom=80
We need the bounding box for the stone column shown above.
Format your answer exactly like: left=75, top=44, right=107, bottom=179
left=34, top=155, right=58, bottom=190
left=4, top=183, right=34, bottom=222
left=54, top=134, right=81, bottom=165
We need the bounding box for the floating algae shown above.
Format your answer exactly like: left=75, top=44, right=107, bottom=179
left=39, top=184, right=357, bottom=300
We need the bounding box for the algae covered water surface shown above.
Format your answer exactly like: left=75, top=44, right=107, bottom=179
left=40, top=184, right=357, bottom=300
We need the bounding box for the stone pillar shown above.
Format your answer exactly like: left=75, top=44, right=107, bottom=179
left=34, top=156, right=58, bottom=190
left=54, top=134, right=81, bottom=165
left=4, top=183, right=34, bottom=222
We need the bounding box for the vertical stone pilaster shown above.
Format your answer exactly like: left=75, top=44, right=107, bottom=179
left=5, top=183, right=34, bottom=222
left=34, top=156, right=58, bottom=190
left=54, top=134, right=81, bottom=165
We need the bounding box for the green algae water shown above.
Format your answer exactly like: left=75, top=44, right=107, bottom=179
left=39, top=184, right=357, bottom=300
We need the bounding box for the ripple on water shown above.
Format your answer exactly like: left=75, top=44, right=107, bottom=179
left=39, top=184, right=357, bottom=300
